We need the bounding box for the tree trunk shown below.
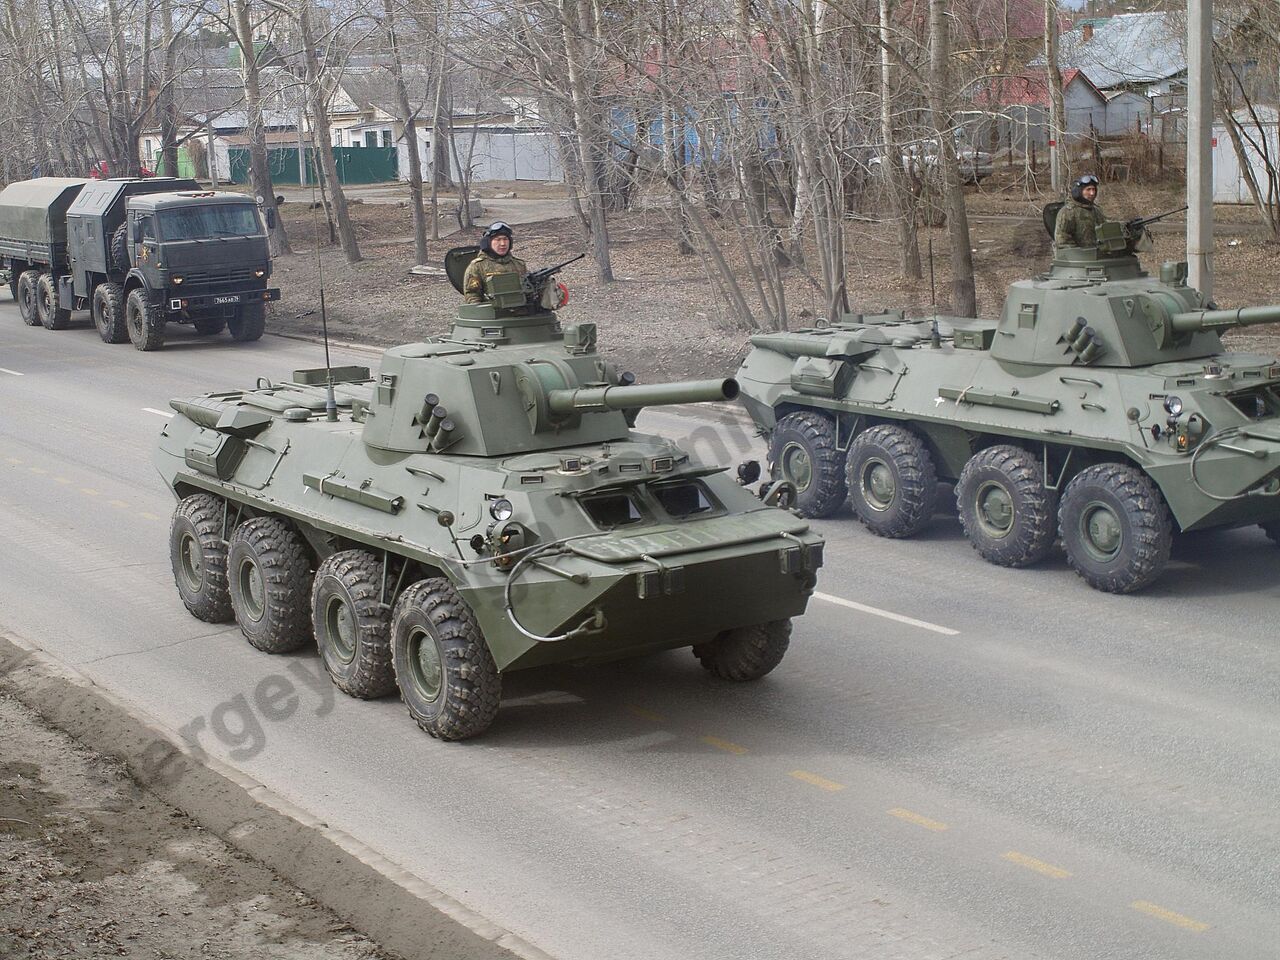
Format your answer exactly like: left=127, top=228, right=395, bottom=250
left=879, top=0, right=921, bottom=279
left=928, top=0, right=976, bottom=315
left=1044, top=0, right=1067, bottom=190
left=381, top=0, right=427, bottom=266
left=232, top=0, right=290, bottom=255
left=299, top=0, right=360, bottom=263
left=159, top=0, right=178, bottom=176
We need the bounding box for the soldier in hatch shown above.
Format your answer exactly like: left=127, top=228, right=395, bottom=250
left=463, top=221, right=528, bottom=304
left=1054, top=174, right=1105, bottom=249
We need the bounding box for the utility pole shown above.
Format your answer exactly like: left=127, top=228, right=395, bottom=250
left=1187, top=0, right=1213, bottom=298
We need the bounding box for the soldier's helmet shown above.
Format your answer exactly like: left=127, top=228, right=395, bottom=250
left=480, top=221, right=514, bottom=255
left=1070, top=174, right=1101, bottom=203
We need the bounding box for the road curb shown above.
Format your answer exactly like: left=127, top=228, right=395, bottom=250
left=0, top=630, right=551, bottom=960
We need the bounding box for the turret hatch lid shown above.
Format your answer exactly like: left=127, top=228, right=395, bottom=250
left=445, top=245, right=480, bottom=294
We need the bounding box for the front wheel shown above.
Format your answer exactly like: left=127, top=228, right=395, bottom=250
left=845, top=424, right=939, bottom=538
left=192, top=313, right=227, bottom=336
left=92, top=283, right=128, bottom=343
left=1059, top=463, right=1172, bottom=593
left=126, top=288, right=165, bottom=351
left=391, top=578, right=500, bottom=741
left=17, top=271, right=41, bottom=326
left=227, top=516, right=314, bottom=652
left=36, top=273, right=71, bottom=329
left=955, top=445, right=1058, bottom=567
left=693, top=620, right=792, bottom=681
left=169, top=494, right=233, bottom=623
left=768, top=412, right=847, bottom=518
left=229, top=302, right=265, bottom=342
left=312, top=550, right=395, bottom=699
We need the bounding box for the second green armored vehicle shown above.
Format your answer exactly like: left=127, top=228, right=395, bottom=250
left=155, top=252, right=823, bottom=739
left=738, top=219, right=1280, bottom=593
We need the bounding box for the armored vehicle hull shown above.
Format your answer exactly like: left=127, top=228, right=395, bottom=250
left=738, top=241, right=1280, bottom=593
left=156, top=271, right=823, bottom=739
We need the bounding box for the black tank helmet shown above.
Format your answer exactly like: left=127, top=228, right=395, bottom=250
left=480, top=221, right=514, bottom=256
left=1070, top=174, right=1100, bottom=204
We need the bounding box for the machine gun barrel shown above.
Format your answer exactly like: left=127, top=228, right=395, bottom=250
left=1170, top=303, right=1280, bottom=333
left=526, top=253, right=586, bottom=286
left=1130, top=205, right=1188, bottom=230
left=547, top=378, right=739, bottom=414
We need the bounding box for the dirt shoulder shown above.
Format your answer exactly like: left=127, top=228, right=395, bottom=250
left=0, top=692, right=390, bottom=960
left=265, top=176, right=1280, bottom=383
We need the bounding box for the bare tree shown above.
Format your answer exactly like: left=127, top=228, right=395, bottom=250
left=928, top=0, right=976, bottom=314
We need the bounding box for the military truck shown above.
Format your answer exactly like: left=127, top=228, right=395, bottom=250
left=155, top=249, right=824, bottom=740
left=0, top=176, right=279, bottom=350
left=737, top=219, right=1280, bottom=593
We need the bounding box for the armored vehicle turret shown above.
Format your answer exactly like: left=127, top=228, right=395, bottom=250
left=156, top=250, right=824, bottom=739
left=737, top=221, right=1280, bottom=593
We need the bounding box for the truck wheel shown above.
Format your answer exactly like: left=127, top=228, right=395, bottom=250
left=125, top=288, right=165, bottom=351
left=955, top=445, right=1058, bottom=567
left=36, top=273, right=71, bottom=329
left=110, top=224, right=130, bottom=272
left=229, top=302, right=265, bottom=342
left=768, top=412, right=846, bottom=517
left=92, top=283, right=128, bottom=343
left=192, top=313, right=227, bottom=336
left=845, top=424, right=939, bottom=538
left=169, top=494, right=233, bottom=624
left=1059, top=463, right=1172, bottom=593
left=692, top=620, right=791, bottom=681
left=227, top=516, right=314, bottom=653
left=1264, top=521, right=1280, bottom=546
left=17, top=271, right=41, bottom=326
left=391, top=578, right=500, bottom=741
left=312, top=550, right=396, bottom=699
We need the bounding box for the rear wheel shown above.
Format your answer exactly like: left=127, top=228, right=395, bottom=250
left=391, top=578, right=500, bottom=741
left=192, top=313, right=227, bottom=336
left=36, top=273, right=71, bottom=329
left=126, top=288, right=165, bottom=351
left=767, top=412, right=846, bottom=517
left=17, top=271, right=40, bottom=326
left=1059, top=463, right=1172, bottom=593
left=227, top=516, right=313, bottom=653
left=92, top=282, right=128, bottom=343
left=955, top=445, right=1058, bottom=567
left=169, top=494, right=232, bottom=623
left=693, top=620, right=791, bottom=681
left=229, top=302, right=265, bottom=342
left=845, top=424, right=939, bottom=538
left=312, top=550, right=395, bottom=699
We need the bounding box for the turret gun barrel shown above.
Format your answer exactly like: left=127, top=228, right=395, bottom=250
left=547, top=378, right=739, bottom=414
left=1170, top=304, right=1280, bottom=333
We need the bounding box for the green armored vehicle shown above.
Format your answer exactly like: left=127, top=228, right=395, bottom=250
left=0, top=177, right=279, bottom=350
left=737, top=220, right=1280, bottom=593
left=155, top=251, right=824, bottom=739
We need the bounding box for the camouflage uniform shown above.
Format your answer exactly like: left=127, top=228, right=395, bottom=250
left=463, top=251, right=528, bottom=304
left=1054, top=198, right=1107, bottom=249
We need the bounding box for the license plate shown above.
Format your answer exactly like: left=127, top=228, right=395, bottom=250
left=214, top=294, right=241, bottom=304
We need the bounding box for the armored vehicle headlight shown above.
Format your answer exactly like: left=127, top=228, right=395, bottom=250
left=1164, top=395, right=1184, bottom=417
left=489, top=498, right=514, bottom=521
left=254, top=269, right=266, bottom=278
left=172, top=276, right=183, bottom=284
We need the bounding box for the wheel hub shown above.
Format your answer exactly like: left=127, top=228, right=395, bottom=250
left=178, top=533, right=203, bottom=590
left=1080, top=501, right=1123, bottom=561
left=325, top=596, right=357, bottom=663
left=780, top=442, right=813, bottom=492
left=975, top=481, right=1014, bottom=538
left=861, top=458, right=896, bottom=511
left=238, top=557, right=266, bottom=621
left=409, top=627, right=443, bottom=703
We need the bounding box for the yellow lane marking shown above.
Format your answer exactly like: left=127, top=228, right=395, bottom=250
left=888, top=808, right=948, bottom=831
left=54, top=477, right=72, bottom=485
left=1130, top=901, right=1209, bottom=933
left=626, top=705, right=666, bottom=723
left=701, top=735, right=748, bottom=755
left=1002, top=851, right=1072, bottom=879
left=108, top=499, right=130, bottom=509
left=6, top=457, right=23, bottom=464
left=80, top=488, right=100, bottom=496
left=28, top=466, right=46, bottom=474
left=789, top=770, right=846, bottom=792
left=139, top=511, right=162, bottom=522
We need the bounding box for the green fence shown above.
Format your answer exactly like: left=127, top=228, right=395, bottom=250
left=227, top=145, right=398, bottom=186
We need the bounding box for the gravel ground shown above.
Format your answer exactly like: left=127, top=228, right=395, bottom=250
left=0, top=693, right=392, bottom=960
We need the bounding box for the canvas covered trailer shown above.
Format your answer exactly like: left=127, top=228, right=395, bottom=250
left=0, top=178, right=89, bottom=270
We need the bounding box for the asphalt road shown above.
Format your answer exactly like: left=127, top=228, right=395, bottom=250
left=1, top=309, right=1278, bottom=960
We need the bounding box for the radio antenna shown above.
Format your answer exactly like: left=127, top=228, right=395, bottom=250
left=927, top=236, right=942, bottom=349
left=307, top=154, right=338, bottom=421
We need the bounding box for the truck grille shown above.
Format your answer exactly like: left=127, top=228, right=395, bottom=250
left=179, top=267, right=263, bottom=293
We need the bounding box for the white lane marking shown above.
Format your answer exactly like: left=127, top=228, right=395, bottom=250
left=0, top=367, right=24, bottom=376
left=814, top=592, right=959, bottom=636
left=142, top=407, right=175, bottom=419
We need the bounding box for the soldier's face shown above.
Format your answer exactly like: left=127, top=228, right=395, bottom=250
left=1083, top=185, right=1098, bottom=202
left=491, top=235, right=511, bottom=255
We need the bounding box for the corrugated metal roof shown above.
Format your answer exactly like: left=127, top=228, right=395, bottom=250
left=1034, top=12, right=1184, bottom=89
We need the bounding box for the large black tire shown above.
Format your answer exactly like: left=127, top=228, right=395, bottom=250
left=125, top=288, right=165, bottom=351
left=391, top=578, right=500, bottom=741
left=16, top=271, right=41, bottom=326
left=768, top=412, right=847, bottom=517
left=110, top=223, right=131, bottom=272
left=227, top=516, right=314, bottom=653
left=1264, top=521, right=1280, bottom=546
left=1059, top=463, right=1172, bottom=593
left=169, top=494, right=233, bottom=624
left=192, top=313, right=227, bottom=336
left=92, top=282, right=128, bottom=343
left=693, top=620, right=791, bottom=681
left=845, top=424, right=939, bottom=538
left=312, top=550, right=396, bottom=699
left=955, top=445, right=1058, bottom=567
left=229, top=302, right=265, bottom=342
left=36, top=273, right=71, bottom=329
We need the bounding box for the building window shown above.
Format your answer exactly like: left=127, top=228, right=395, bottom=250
left=381, top=129, right=392, bottom=147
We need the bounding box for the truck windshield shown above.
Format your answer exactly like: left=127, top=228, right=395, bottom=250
left=159, top=204, right=261, bottom=240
